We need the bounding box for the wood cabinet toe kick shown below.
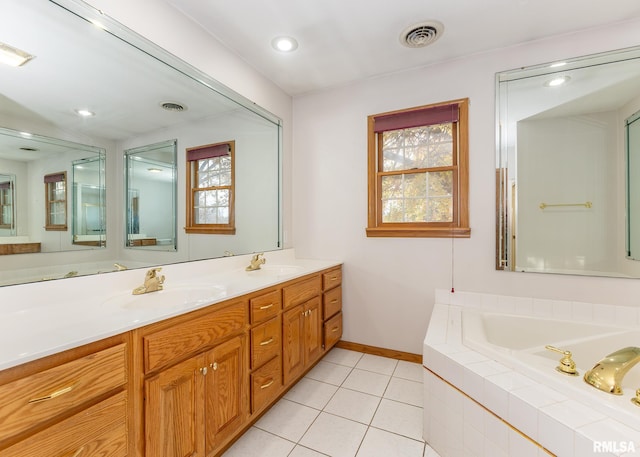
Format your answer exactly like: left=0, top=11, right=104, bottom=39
left=0, top=264, right=343, bottom=457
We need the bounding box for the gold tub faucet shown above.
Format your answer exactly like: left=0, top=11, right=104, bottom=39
left=132, top=267, right=165, bottom=295
left=245, top=253, right=266, bottom=271
left=584, top=346, right=640, bottom=395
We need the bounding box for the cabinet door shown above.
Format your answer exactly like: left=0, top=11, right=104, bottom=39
left=282, top=304, right=305, bottom=385
left=304, top=297, right=322, bottom=366
left=205, top=335, right=248, bottom=455
left=145, top=354, right=206, bottom=457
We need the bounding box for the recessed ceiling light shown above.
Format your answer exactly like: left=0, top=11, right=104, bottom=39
left=0, top=41, right=34, bottom=67
left=272, top=36, right=298, bottom=52
left=544, top=75, right=571, bottom=87
left=74, top=109, right=95, bottom=117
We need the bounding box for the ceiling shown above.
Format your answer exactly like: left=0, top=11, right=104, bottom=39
left=165, top=0, right=640, bottom=96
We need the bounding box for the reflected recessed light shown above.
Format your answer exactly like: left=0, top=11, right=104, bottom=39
left=147, top=168, right=162, bottom=173
left=272, top=36, right=298, bottom=52
left=544, top=75, right=571, bottom=87
left=0, top=41, right=34, bottom=67
left=75, top=109, right=95, bottom=117
left=550, top=61, right=567, bottom=68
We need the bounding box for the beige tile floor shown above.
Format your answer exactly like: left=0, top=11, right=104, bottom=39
left=222, top=348, right=441, bottom=457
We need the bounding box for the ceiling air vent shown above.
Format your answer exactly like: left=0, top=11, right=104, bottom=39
left=161, top=101, right=187, bottom=112
left=400, top=21, right=444, bottom=48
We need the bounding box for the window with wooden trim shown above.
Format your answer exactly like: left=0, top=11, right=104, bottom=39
left=366, top=98, right=470, bottom=238
left=44, top=171, right=67, bottom=231
left=185, top=141, right=236, bottom=234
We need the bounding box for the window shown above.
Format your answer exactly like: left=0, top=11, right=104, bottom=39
left=185, top=141, right=235, bottom=234
left=44, top=171, right=67, bottom=231
left=366, top=98, right=470, bottom=238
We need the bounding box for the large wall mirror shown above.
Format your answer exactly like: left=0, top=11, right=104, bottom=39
left=0, top=0, right=282, bottom=286
left=496, top=45, right=640, bottom=278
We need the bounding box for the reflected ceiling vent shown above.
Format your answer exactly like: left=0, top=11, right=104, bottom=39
left=20, top=147, right=38, bottom=152
left=400, top=21, right=444, bottom=48
left=161, top=101, right=187, bottom=112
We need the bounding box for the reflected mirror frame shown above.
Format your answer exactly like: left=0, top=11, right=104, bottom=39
left=495, top=44, right=640, bottom=276
left=124, top=139, right=177, bottom=251
left=0, top=174, right=16, bottom=234
left=72, top=154, right=106, bottom=247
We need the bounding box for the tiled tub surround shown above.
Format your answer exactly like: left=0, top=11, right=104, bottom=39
left=0, top=248, right=339, bottom=370
left=423, top=290, right=640, bottom=457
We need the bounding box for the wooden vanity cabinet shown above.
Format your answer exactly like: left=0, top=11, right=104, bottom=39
left=322, top=267, right=343, bottom=352
left=0, top=264, right=343, bottom=457
left=248, top=288, right=283, bottom=413
left=282, top=276, right=323, bottom=386
left=140, top=299, right=248, bottom=457
left=0, top=334, right=129, bottom=457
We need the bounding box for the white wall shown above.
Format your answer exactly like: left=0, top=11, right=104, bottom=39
left=292, top=18, right=640, bottom=354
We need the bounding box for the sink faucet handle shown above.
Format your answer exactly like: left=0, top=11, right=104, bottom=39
left=545, top=345, right=579, bottom=376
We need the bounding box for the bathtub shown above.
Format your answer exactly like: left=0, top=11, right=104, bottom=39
left=423, top=292, right=640, bottom=457
left=462, top=309, right=640, bottom=430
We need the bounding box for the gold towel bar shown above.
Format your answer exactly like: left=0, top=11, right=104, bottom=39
left=539, top=201, right=592, bottom=209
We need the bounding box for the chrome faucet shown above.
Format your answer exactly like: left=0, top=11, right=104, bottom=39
left=584, top=346, right=640, bottom=395
left=132, top=267, right=165, bottom=295
left=245, top=253, right=266, bottom=271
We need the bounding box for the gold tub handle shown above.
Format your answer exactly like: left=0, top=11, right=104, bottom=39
left=545, top=345, right=579, bottom=376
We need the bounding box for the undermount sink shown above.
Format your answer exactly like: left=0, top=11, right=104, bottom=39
left=244, top=264, right=304, bottom=277
left=103, top=284, right=227, bottom=310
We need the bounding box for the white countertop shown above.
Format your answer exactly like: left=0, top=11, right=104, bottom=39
left=0, top=249, right=341, bottom=371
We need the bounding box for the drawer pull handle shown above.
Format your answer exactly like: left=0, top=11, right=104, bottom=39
left=259, top=303, right=274, bottom=310
left=260, top=379, right=274, bottom=389
left=330, top=299, right=338, bottom=304
left=28, top=385, right=74, bottom=404
left=331, top=326, right=340, bottom=333
left=71, top=446, right=86, bottom=457
left=260, top=337, right=274, bottom=346
left=330, top=276, right=338, bottom=281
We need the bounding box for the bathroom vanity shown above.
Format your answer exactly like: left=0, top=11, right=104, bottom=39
left=0, top=252, right=342, bottom=457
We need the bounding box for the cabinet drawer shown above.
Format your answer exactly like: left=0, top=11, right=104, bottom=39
left=324, top=312, right=342, bottom=350
left=0, top=391, right=127, bottom=457
left=0, top=343, right=126, bottom=443
left=323, top=286, right=342, bottom=320
left=250, top=289, right=281, bottom=324
left=144, top=300, right=247, bottom=373
left=250, top=316, right=281, bottom=369
left=283, top=276, right=321, bottom=309
left=322, top=268, right=342, bottom=290
left=251, top=356, right=282, bottom=413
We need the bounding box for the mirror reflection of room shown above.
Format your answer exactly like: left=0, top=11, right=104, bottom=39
left=125, top=140, right=177, bottom=250
left=496, top=46, right=640, bottom=278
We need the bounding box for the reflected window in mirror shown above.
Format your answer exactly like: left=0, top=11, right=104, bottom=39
left=44, top=171, right=67, bottom=231
left=0, top=176, right=15, bottom=232
left=366, top=99, right=470, bottom=238
left=185, top=141, right=236, bottom=235
left=125, top=140, right=177, bottom=250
